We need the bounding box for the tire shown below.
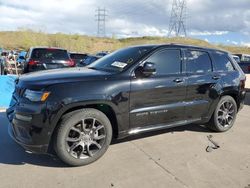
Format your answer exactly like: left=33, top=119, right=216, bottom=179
left=54, top=108, right=112, bottom=166
left=207, top=96, right=237, bottom=132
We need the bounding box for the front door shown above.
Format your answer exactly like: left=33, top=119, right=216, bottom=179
left=129, top=48, right=187, bottom=129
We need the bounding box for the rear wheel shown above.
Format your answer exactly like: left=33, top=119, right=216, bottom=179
left=207, top=96, right=237, bottom=132
left=54, top=108, right=112, bottom=166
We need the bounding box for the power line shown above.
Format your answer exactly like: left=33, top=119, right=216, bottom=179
left=168, top=0, right=187, bottom=37
left=95, top=7, right=107, bottom=37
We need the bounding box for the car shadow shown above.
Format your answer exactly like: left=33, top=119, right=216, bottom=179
left=0, top=111, right=68, bottom=168
left=0, top=111, right=212, bottom=168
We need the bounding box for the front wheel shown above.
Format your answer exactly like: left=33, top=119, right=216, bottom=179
left=54, top=108, right=112, bottom=166
left=207, top=96, right=237, bottom=132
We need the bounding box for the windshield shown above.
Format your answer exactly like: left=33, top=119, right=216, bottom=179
left=88, top=46, right=154, bottom=73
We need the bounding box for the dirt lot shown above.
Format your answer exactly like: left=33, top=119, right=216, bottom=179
left=0, top=93, right=250, bottom=188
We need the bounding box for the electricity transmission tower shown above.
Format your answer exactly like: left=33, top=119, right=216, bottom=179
left=95, top=8, right=107, bottom=37
left=168, top=0, right=187, bottom=37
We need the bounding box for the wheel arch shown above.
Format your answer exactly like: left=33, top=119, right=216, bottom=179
left=220, top=90, right=240, bottom=110
left=47, top=101, right=120, bottom=154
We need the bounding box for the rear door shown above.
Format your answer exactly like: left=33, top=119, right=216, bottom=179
left=211, top=51, right=240, bottom=92
left=184, top=49, right=218, bottom=120
left=129, top=48, right=187, bottom=128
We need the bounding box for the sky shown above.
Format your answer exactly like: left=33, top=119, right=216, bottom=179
left=0, top=0, right=250, bottom=46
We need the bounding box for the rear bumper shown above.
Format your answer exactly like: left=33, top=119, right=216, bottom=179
left=238, top=90, right=246, bottom=111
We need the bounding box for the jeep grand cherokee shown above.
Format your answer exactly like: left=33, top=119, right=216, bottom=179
left=7, top=44, right=246, bottom=166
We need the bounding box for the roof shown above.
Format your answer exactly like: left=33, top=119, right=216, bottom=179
left=128, top=43, right=228, bottom=54
left=30, top=46, right=67, bottom=51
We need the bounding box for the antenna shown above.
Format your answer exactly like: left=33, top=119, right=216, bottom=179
left=95, top=8, right=107, bottom=37
left=168, top=0, right=187, bottom=37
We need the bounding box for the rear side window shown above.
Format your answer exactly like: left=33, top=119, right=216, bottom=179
left=185, top=50, right=212, bottom=73
left=213, top=52, right=235, bottom=72
left=146, top=49, right=181, bottom=75
left=31, top=49, right=69, bottom=60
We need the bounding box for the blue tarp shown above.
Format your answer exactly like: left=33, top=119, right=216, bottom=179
left=0, top=75, right=17, bottom=107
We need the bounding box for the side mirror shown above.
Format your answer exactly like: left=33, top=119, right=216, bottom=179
left=19, top=56, right=25, bottom=60
left=142, top=62, right=156, bottom=77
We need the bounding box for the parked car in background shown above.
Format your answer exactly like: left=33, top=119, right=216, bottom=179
left=232, top=55, right=240, bottom=63
left=23, top=47, right=75, bottom=73
left=96, top=51, right=109, bottom=57
left=69, top=52, right=88, bottom=67
left=233, top=54, right=250, bottom=73
left=234, top=54, right=250, bottom=62
left=82, top=55, right=100, bottom=66
left=16, top=51, right=27, bottom=64
left=7, top=44, right=246, bottom=166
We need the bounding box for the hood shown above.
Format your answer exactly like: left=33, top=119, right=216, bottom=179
left=18, top=67, right=111, bottom=88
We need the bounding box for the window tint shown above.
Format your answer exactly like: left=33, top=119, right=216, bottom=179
left=213, top=52, right=235, bottom=72
left=89, top=46, right=154, bottom=73
left=84, top=56, right=99, bottom=65
left=70, top=54, right=87, bottom=59
left=242, top=55, right=250, bottom=62
left=185, top=50, right=212, bottom=73
left=146, top=49, right=181, bottom=75
left=31, top=49, right=69, bottom=60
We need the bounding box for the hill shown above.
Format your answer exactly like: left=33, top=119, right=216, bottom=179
left=0, top=30, right=249, bottom=54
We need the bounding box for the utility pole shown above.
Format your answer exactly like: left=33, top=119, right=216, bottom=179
left=168, top=0, right=187, bottom=37
left=95, top=8, right=107, bottom=37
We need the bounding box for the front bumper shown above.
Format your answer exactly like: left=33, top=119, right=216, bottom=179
left=6, top=96, right=52, bottom=154
left=8, top=123, right=48, bottom=153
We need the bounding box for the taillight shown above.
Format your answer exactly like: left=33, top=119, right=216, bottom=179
left=28, top=60, right=39, bottom=66
left=240, top=79, right=246, bottom=90
left=67, top=59, right=75, bottom=67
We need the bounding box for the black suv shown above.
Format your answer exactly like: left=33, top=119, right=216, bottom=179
left=23, top=47, right=75, bottom=73
left=7, top=44, right=246, bottom=166
left=69, top=52, right=88, bottom=67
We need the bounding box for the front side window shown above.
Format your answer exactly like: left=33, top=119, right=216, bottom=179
left=145, top=49, right=181, bottom=75
left=213, top=52, right=235, bottom=72
left=185, top=50, right=212, bottom=73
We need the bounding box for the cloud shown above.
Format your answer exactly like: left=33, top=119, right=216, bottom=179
left=190, top=31, right=229, bottom=36
left=0, top=0, right=250, bottom=43
left=241, top=42, right=250, bottom=47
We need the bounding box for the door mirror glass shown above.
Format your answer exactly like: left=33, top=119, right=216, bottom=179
left=142, top=62, right=156, bottom=77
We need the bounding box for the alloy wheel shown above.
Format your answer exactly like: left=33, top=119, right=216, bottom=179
left=217, top=101, right=235, bottom=128
left=66, top=118, right=106, bottom=159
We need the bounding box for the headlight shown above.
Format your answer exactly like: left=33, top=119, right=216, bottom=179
left=24, top=89, right=50, bottom=102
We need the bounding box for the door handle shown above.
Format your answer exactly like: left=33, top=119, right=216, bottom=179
left=173, top=78, right=183, bottom=83
left=212, top=75, right=220, bottom=80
